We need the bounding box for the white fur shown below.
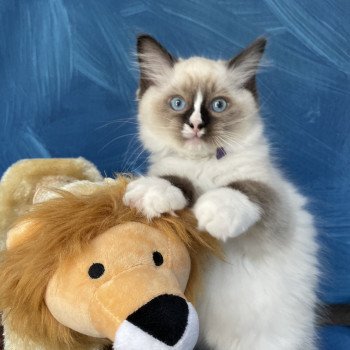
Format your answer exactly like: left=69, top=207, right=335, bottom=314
left=193, top=187, right=261, bottom=241
left=123, top=177, right=187, bottom=219
left=189, top=91, right=203, bottom=128
left=133, top=51, right=319, bottom=349
left=136, top=125, right=319, bottom=350
left=182, top=91, right=206, bottom=140
left=145, top=142, right=318, bottom=350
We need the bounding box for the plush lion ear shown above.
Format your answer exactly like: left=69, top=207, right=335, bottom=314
left=227, top=37, right=267, bottom=97
left=32, top=177, right=70, bottom=204
left=137, top=34, right=176, bottom=97
left=6, top=220, right=39, bottom=249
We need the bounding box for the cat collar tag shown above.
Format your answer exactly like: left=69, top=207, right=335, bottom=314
left=216, top=147, right=227, bottom=160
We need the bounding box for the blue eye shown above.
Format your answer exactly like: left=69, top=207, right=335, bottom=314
left=170, top=96, right=186, bottom=111
left=211, top=98, right=227, bottom=113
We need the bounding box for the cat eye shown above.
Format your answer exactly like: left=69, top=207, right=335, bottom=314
left=211, top=98, right=227, bottom=113
left=170, top=96, right=186, bottom=111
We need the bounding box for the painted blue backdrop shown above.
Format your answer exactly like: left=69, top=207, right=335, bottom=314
left=0, top=0, right=349, bottom=348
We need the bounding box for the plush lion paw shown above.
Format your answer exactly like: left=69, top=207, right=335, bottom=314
left=123, top=177, right=187, bottom=219
left=193, top=188, right=261, bottom=241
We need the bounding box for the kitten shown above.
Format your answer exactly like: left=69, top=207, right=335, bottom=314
left=123, top=35, right=319, bottom=350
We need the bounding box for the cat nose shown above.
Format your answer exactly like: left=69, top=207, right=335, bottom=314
left=189, top=121, right=204, bottom=130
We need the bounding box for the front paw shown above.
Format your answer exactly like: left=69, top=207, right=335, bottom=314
left=193, top=188, right=261, bottom=241
left=123, top=177, right=187, bottom=219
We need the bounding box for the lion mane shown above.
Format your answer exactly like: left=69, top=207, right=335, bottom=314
left=0, top=177, right=218, bottom=349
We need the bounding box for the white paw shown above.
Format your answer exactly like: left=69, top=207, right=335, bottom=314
left=123, top=177, right=187, bottom=219
left=193, top=188, right=261, bottom=241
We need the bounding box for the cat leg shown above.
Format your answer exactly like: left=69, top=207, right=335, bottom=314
left=205, top=336, right=314, bottom=350
left=193, top=180, right=280, bottom=241
left=193, top=187, right=261, bottom=241
left=123, top=176, right=193, bottom=219
left=194, top=343, right=213, bottom=350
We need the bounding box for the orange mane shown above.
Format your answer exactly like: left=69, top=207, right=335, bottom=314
left=0, top=177, right=218, bottom=349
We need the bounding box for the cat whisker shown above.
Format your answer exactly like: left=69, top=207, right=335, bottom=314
left=95, top=119, right=138, bottom=132
left=120, top=136, right=143, bottom=170
left=215, top=135, right=243, bottom=149
left=99, top=133, right=139, bottom=152
left=219, top=117, right=249, bottom=127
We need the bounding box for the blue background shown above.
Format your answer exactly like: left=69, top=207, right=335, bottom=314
left=0, top=0, right=349, bottom=347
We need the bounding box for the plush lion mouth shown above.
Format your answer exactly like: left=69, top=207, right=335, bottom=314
left=113, top=295, right=199, bottom=350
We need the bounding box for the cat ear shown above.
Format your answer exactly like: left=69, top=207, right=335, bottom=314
left=137, top=34, right=176, bottom=97
left=227, top=37, right=267, bottom=97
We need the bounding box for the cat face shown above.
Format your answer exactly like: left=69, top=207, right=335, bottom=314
left=136, top=35, right=266, bottom=157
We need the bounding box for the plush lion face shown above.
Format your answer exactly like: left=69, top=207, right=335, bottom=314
left=46, top=221, right=197, bottom=349
left=0, top=177, right=218, bottom=350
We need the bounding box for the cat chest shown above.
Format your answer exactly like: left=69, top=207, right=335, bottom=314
left=149, top=157, right=241, bottom=193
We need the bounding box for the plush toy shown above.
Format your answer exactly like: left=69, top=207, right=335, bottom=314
left=0, top=157, right=103, bottom=250
left=0, top=158, right=217, bottom=350
left=0, top=157, right=105, bottom=350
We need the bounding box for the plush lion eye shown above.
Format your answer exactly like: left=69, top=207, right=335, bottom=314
left=153, top=251, right=164, bottom=266
left=170, top=96, right=186, bottom=111
left=88, top=263, right=105, bottom=279
left=211, top=98, right=227, bottom=112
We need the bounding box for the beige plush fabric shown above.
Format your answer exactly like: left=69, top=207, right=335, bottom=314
left=0, top=158, right=103, bottom=350
left=3, top=321, right=104, bottom=350
left=0, top=157, right=102, bottom=250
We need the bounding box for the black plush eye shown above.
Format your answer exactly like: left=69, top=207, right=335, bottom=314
left=153, top=251, right=164, bottom=266
left=88, top=263, right=105, bottom=279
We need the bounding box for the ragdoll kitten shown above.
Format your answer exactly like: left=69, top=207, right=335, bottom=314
left=123, top=35, right=319, bottom=350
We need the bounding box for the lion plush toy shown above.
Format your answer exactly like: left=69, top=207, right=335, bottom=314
left=0, top=158, right=217, bottom=350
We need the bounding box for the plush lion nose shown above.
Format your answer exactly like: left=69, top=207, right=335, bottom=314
left=126, top=294, right=189, bottom=346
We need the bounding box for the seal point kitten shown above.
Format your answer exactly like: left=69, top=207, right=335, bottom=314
left=124, top=35, right=319, bottom=350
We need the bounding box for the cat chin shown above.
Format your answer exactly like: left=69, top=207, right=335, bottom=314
left=141, top=128, right=214, bottom=158
left=166, top=141, right=214, bottom=159
left=174, top=144, right=214, bottom=159
left=182, top=139, right=213, bottom=156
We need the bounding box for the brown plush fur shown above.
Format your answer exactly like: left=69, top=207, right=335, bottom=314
left=0, top=177, right=218, bottom=350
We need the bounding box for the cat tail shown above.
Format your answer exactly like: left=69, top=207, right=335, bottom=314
left=319, top=304, right=350, bottom=325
